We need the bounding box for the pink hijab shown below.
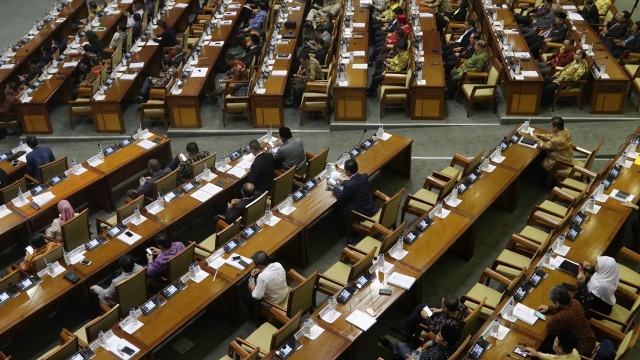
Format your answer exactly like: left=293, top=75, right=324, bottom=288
left=57, top=200, right=75, bottom=225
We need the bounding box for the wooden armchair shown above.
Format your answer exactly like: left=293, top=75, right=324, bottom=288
left=269, top=166, right=295, bottom=207
left=317, top=246, right=377, bottom=295
left=615, top=247, right=640, bottom=294
left=37, top=329, right=79, bottom=360
left=354, top=221, right=406, bottom=256
left=0, top=266, right=20, bottom=292
left=236, top=310, right=302, bottom=357
left=260, top=270, right=319, bottom=323
left=220, top=340, right=260, bottom=360
left=551, top=69, right=588, bottom=111
left=0, top=110, right=23, bottom=135
left=349, top=188, right=405, bottom=236
left=60, top=208, right=90, bottom=251
left=589, top=290, right=640, bottom=333
left=195, top=217, right=242, bottom=260
left=552, top=164, right=598, bottom=200
left=140, top=77, right=174, bottom=128
left=0, top=177, right=27, bottom=204
left=623, top=56, right=640, bottom=110
left=221, top=76, right=254, bottom=126
left=461, top=268, right=526, bottom=319
left=440, top=150, right=485, bottom=180
left=25, top=157, right=68, bottom=184
left=27, top=243, right=63, bottom=275
left=300, top=75, right=333, bottom=126
left=547, top=138, right=604, bottom=186
left=491, top=234, right=547, bottom=279
left=533, top=186, right=579, bottom=220
left=456, top=57, right=503, bottom=117
left=95, top=195, right=145, bottom=233
left=516, top=211, right=558, bottom=246
left=72, top=304, right=120, bottom=346
left=401, top=172, right=456, bottom=222
left=380, top=68, right=412, bottom=117
left=100, top=267, right=148, bottom=316
left=586, top=319, right=640, bottom=359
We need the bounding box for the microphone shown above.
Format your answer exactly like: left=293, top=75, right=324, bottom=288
left=355, top=129, right=367, bottom=149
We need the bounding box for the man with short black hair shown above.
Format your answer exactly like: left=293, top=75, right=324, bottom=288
left=536, top=285, right=596, bottom=356
left=285, top=52, right=322, bottom=107
left=146, top=232, right=186, bottom=278
left=171, top=44, right=186, bottom=68
left=247, top=140, right=274, bottom=194
left=90, top=254, right=143, bottom=305
left=153, top=19, right=179, bottom=47
left=109, top=22, right=127, bottom=49
left=331, top=159, right=379, bottom=221
left=127, top=158, right=172, bottom=198
left=607, top=21, right=640, bottom=58
left=248, top=250, right=288, bottom=303
left=242, top=34, right=262, bottom=67
left=25, top=136, right=55, bottom=182
left=579, top=0, right=599, bottom=24
left=601, top=10, right=630, bottom=39
left=524, top=331, right=581, bottom=359
left=391, top=295, right=469, bottom=340
left=383, top=324, right=460, bottom=360
left=167, top=142, right=210, bottom=179
left=272, top=127, right=307, bottom=175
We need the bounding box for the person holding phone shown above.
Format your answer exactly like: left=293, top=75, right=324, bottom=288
left=574, top=256, right=619, bottom=315
left=243, top=251, right=288, bottom=317
left=146, top=233, right=185, bottom=279
left=524, top=331, right=580, bottom=359
left=90, top=254, right=142, bottom=305
left=390, top=295, right=468, bottom=342
left=380, top=324, right=460, bottom=360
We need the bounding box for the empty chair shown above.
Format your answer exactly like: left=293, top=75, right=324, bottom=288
left=401, top=173, right=457, bottom=222
left=195, top=217, right=242, bottom=260
left=269, top=167, right=295, bottom=207
left=615, top=247, right=640, bottom=295
left=0, top=177, right=27, bottom=204
left=0, top=266, right=20, bottom=292
left=461, top=268, right=526, bottom=319
left=220, top=340, right=260, bottom=360
left=294, top=148, right=329, bottom=184
left=516, top=211, right=557, bottom=246
left=37, top=329, right=78, bottom=360
left=72, top=304, right=120, bottom=345
left=354, top=222, right=406, bottom=256
left=533, top=186, right=579, bottom=221
left=95, top=195, right=145, bottom=232
left=440, top=150, right=485, bottom=181
left=491, top=234, right=548, bottom=279
left=317, top=246, right=377, bottom=295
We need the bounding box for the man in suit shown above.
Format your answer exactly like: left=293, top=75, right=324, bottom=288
left=442, top=18, right=477, bottom=57
left=127, top=158, right=172, bottom=199
left=153, top=19, right=179, bottom=47
left=527, top=12, right=569, bottom=60
left=247, top=140, right=274, bottom=194
left=223, top=182, right=256, bottom=224
left=446, top=40, right=489, bottom=98
left=444, top=33, right=480, bottom=76
left=241, top=34, right=262, bottom=67
left=601, top=10, right=630, bottom=39
left=579, top=0, right=599, bottom=24
left=25, top=136, right=55, bottom=182
left=331, top=159, right=379, bottom=221
left=607, top=21, right=640, bottom=58
left=170, top=44, right=186, bottom=68
left=272, top=127, right=307, bottom=175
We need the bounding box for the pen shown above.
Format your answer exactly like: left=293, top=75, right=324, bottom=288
left=506, top=355, right=519, bottom=359
left=212, top=268, right=218, bottom=282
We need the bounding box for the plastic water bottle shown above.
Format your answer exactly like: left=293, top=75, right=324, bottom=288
left=450, top=186, right=458, bottom=201
left=435, top=201, right=443, bottom=217
left=203, top=163, right=211, bottom=178
left=600, top=63, right=606, bottom=75
left=98, top=330, right=106, bottom=346
left=523, top=119, right=530, bottom=132
left=46, top=258, right=55, bottom=276
left=395, top=235, right=404, bottom=254
left=596, top=183, right=605, bottom=198
left=71, top=158, right=77, bottom=172
left=494, top=145, right=502, bottom=159
left=189, top=263, right=196, bottom=279
left=328, top=296, right=337, bottom=312
left=555, top=233, right=565, bottom=252
left=286, top=194, right=293, bottom=209
left=129, top=307, right=137, bottom=323
left=543, top=249, right=551, bottom=267
left=377, top=253, right=385, bottom=271
left=505, top=298, right=514, bottom=318
left=304, top=319, right=311, bottom=336
left=157, top=192, right=164, bottom=209
left=136, top=123, right=142, bottom=138
left=98, top=143, right=104, bottom=160
left=587, top=195, right=595, bottom=212
left=618, top=151, right=627, bottom=167
left=18, top=187, right=25, bottom=202
left=267, top=125, right=272, bottom=139
left=514, top=61, right=521, bottom=75
left=325, top=163, right=332, bottom=179
left=265, top=207, right=272, bottom=222
left=491, top=318, right=499, bottom=336
left=377, top=125, right=384, bottom=138
left=63, top=249, right=71, bottom=265
left=134, top=205, right=141, bottom=220
left=581, top=32, right=587, bottom=46
left=19, top=139, right=25, bottom=151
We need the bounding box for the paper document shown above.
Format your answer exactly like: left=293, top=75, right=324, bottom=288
left=137, top=139, right=157, bottom=150
left=33, top=191, right=56, bottom=206
left=0, top=205, right=11, bottom=219
left=117, top=230, right=142, bottom=245
left=513, top=303, right=538, bottom=325
left=387, top=272, right=416, bottom=290
left=346, top=309, right=377, bottom=330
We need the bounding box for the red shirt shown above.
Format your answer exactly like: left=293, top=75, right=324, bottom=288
left=225, top=60, right=248, bottom=81
left=0, top=93, right=18, bottom=113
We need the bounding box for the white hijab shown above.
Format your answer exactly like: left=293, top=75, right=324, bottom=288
left=587, top=256, right=619, bottom=305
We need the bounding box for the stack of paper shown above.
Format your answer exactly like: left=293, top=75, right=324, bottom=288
left=512, top=303, right=538, bottom=325
left=387, top=272, right=416, bottom=290
left=346, top=309, right=376, bottom=330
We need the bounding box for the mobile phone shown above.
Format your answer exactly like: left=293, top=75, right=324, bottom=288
left=119, top=346, right=135, bottom=356
left=146, top=248, right=153, bottom=255
left=140, top=176, right=146, bottom=182
left=534, top=311, right=546, bottom=321
left=232, top=255, right=241, bottom=261
left=514, top=347, right=528, bottom=357
left=125, top=231, right=133, bottom=237
left=379, top=288, right=392, bottom=295
left=80, top=259, right=91, bottom=266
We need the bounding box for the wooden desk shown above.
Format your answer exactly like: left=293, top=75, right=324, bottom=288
left=262, top=320, right=352, bottom=360
left=250, top=1, right=307, bottom=128
left=0, top=156, right=26, bottom=184
left=333, top=6, right=370, bottom=122
left=356, top=133, right=413, bottom=179
left=411, top=30, right=446, bottom=120
left=0, top=208, right=30, bottom=253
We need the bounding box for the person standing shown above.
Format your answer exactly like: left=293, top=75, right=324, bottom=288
left=25, top=136, right=55, bottom=182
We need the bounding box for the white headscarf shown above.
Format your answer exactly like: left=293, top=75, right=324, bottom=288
left=587, top=256, right=619, bottom=305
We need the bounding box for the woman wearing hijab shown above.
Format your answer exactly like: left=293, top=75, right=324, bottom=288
left=575, top=256, right=620, bottom=315
left=45, top=200, right=78, bottom=241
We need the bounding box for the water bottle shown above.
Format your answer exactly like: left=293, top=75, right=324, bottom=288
left=134, top=205, right=141, bottom=220
left=136, top=122, right=143, bottom=138
left=325, top=163, right=332, bottom=179
left=189, top=263, right=196, bottom=278
left=265, top=207, right=272, bottom=222
left=618, top=151, right=627, bottom=167
left=450, top=186, right=458, bottom=201
left=396, top=235, right=404, bottom=253
left=600, top=63, right=606, bottom=75
left=491, top=317, right=499, bottom=336
left=98, top=330, right=106, bottom=346
left=543, top=249, right=551, bottom=267
left=18, top=187, right=25, bottom=202
left=349, top=51, right=354, bottom=62
left=63, top=249, right=71, bottom=265
left=596, top=183, right=605, bottom=198
left=377, top=253, right=385, bottom=271
left=524, top=119, right=530, bottom=132
left=204, top=163, right=211, bottom=178
left=435, top=201, right=443, bottom=217
left=555, top=233, right=565, bottom=252
left=483, top=156, right=490, bottom=170
left=505, top=298, right=514, bottom=318
left=288, top=4, right=292, bottom=15
left=267, top=125, right=272, bottom=139
left=286, top=194, right=293, bottom=209
left=129, top=307, right=137, bottom=323
left=46, top=258, right=54, bottom=276
left=157, top=192, right=164, bottom=209
left=587, top=195, right=595, bottom=212
left=627, top=140, right=637, bottom=155
left=581, top=32, right=587, bottom=46
left=19, top=138, right=25, bottom=151
left=377, top=125, right=384, bottom=138
left=514, top=61, right=521, bottom=75
left=494, top=145, right=502, bottom=159
left=98, top=143, right=104, bottom=160
left=304, top=319, right=311, bottom=336
left=328, top=296, right=336, bottom=312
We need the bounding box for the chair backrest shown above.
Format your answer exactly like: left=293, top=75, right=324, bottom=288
left=117, top=195, right=145, bottom=223
left=286, top=271, right=319, bottom=318
left=377, top=222, right=406, bottom=255
left=115, top=267, right=147, bottom=318
left=191, top=153, right=216, bottom=178
left=40, top=157, right=68, bottom=184
left=216, top=217, right=243, bottom=249
left=306, top=148, right=330, bottom=180
left=33, top=244, right=63, bottom=272
left=270, top=310, right=303, bottom=351
left=42, top=334, right=79, bottom=360
left=166, top=242, right=195, bottom=283
left=378, top=188, right=405, bottom=229
left=506, top=269, right=527, bottom=295
left=448, top=335, right=471, bottom=360
left=620, top=294, right=640, bottom=333
left=0, top=267, right=20, bottom=292
left=582, top=137, right=605, bottom=171
left=124, top=27, right=133, bottom=52
left=487, top=58, right=503, bottom=86
left=153, top=169, right=178, bottom=196
left=616, top=321, right=640, bottom=359
left=464, top=150, right=485, bottom=177
left=84, top=304, right=120, bottom=342
left=348, top=247, right=377, bottom=282
left=0, top=177, right=27, bottom=204
left=244, top=191, right=269, bottom=226
left=110, top=41, right=123, bottom=72
left=404, top=68, right=413, bottom=88
left=459, top=297, right=485, bottom=341
left=228, top=340, right=260, bottom=360
left=61, top=209, right=90, bottom=251
left=271, top=167, right=296, bottom=206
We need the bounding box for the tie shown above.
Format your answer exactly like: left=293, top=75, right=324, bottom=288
left=624, top=34, right=635, bottom=45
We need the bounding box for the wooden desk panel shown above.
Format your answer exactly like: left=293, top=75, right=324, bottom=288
left=355, top=134, right=413, bottom=179
left=333, top=22, right=370, bottom=121
left=0, top=157, right=26, bottom=184
left=411, top=12, right=445, bottom=120
left=0, top=209, right=30, bottom=253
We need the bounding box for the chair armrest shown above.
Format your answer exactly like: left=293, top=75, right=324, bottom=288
left=304, top=81, right=329, bottom=93
left=348, top=210, right=377, bottom=227
left=373, top=190, right=390, bottom=202
left=368, top=222, right=392, bottom=238
left=234, top=338, right=268, bottom=357
left=286, top=268, right=306, bottom=284
left=382, top=72, right=407, bottom=85
left=317, top=273, right=346, bottom=294
left=480, top=268, right=513, bottom=287
left=95, top=216, right=114, bottom=232
left=617, top=247, right=640, bottom=263
left=194, top=243, right=214, bottom=255
left=340, top=245, right=367, bottom=263
left=549, top=186, right=577, bottom=203
left=461, top=71, right=489, bottom=80
left=507, top=234, right=541, bottom=254
left=450, top=153, right=471, bottom=168
left=24, top=173, right=41, bottom=184
left=588, top=319, right=625, bottom=342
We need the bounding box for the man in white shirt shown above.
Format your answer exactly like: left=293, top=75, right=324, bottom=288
left=248, top=251, right=288, bottom=304
left=90, top=254, right=143, bottom=305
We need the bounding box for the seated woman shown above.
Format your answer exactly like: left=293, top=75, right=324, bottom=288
left=45, top=200, right=78, bottom=241
left=576, top=256, right=619, bottom=315
left=19, top=233, right=61, bottom=275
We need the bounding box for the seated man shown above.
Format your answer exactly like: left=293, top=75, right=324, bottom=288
left=146, top=232, right=186, bottom=279
left=127, top=158, right=172, bottom=199
left=25, top=135, right=55, bottom=182
left=606, top=21, right=640, bottom=58
left=306, top=0, right=341, bottom=25
left=272, top=127, right=307, bottom=175
left=441, top=19, right=477, bottom=56
left=535, top=285, right=596, bottom=356
left=223, top=182, right=256, bottom=225
left=391, top=295, right=469, bottom=340
left=153, top=19, right=180, bottom=48
left=532, top=117, right=573, bottom=172
left=166, top=142, right=210, bottom=179
left=331, top=159, right=379, bottom=221
left=540, top=49, right=587, bottom=105
left=537, top=38, right=576, bottom=77
left=600, top=10, right=630, bottom=39
left=247, top=250, right=289, bottom=305
left=526, top=12, right=568, bottom=60
left=90, top=254, right=143, bottom=305
left=381, top=324, right=460, bottom=360
left=445, top=40, right=489, bottom=98
left=515, top=0, right=553, bottom=26
left=126, top=2, right=144, bottom=28
left=524, top=331, right=581, bottom=360
left=579, top=0, right=599, bottom=24
left=520, top=4, right=562, bottom=36
left=131, top=13, right=143, bottom=40
left=247, top=140, right=275, bottom=194
left=366, top=40, right=410, bottom=98
left=237, top=2, right=268, bottom=38
left=0, top=82, right=19, bottom=138
left=170, top=44, right=186, bottom=68
left=241, top=34, right=262, bottom=68
left=207, top=52, right=248, bottom=103
left=19, top=56, right=45, bottom=86
left=285, top=52, right=322, bottom=107
left=134, top=56, right=176, bottom=102
left=443, top=33, right=480, bottom=76
left=108, top=22, right=127, bottom=50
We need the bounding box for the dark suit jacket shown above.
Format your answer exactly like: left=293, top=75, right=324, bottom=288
left=22, top=63, right=45, bottom=85
left=242, top=45, right=262, bottom=67
left=25, top=146, right=55, bottom=182
left=455, top=28, right=476, bottom=48
left=153, top=27, right=179, bottom=47
left=224, top=197, right=254, bottom=223
left=606, top=20, right=629, bottom=39
left=172, top=52, right=186, bottom=68
left=579, top=5, right=599, bottom=24
left=135, top=166, right=172, bottom=198
left=333, top=173, right=379, bottom=220
left=247, top=152, right=274, bottom=194
left=546, top=23, right=568, bottom=43
left=609, top=32, right=640, bottom=57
